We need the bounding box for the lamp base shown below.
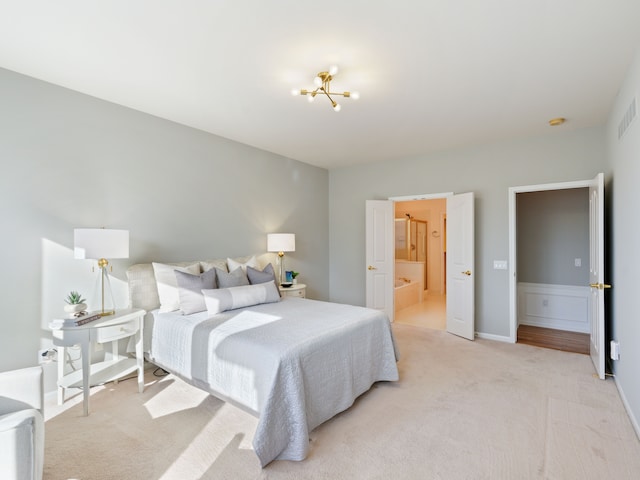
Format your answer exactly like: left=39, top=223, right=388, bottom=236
left=95, top=265, right=117, bottom=317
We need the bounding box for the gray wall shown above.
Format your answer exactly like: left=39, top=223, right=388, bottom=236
left=516, top=189, right=589, bottom=286
left=607, top=47, right=640, bottom=436
left=328, top=127, right=607, bottom=338
left=0, top=68, right=329, bottom=378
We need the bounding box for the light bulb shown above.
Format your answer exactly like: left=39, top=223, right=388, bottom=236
left=329, top=65, right=339, bottom=76
left=307, top=95, right=315, bottom=103
left=333, top=103, right=341, bottom=112
left=291, top=89, right=300, bottom=96
left=313, top=76, right=322, bottom=87
left=350, top=91, right=360, bottom=100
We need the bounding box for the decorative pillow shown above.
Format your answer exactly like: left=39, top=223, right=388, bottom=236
left=200, top=258, right=228, bottom=273
left=215, top=266, right=249, bottom=288
left=175, top=268, right=217, bottom=315
left=246, top=263, right=282, bottom=298
left=152, top=262, right=201, bottom=313
left=202, top=281, right=280, bottom=315
left=246, top=263, right=276, bottom=285
left=227, top=255, right=259, bottom=273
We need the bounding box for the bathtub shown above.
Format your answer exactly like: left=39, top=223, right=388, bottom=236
left=395, top=278, right=422, bottom=311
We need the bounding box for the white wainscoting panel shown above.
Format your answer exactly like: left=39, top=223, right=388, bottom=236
left=518, top=282, right=590, bottom=333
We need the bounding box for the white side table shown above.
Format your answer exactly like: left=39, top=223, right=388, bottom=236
left=279, top=283, right=306, bottom=298
left=50, top=308, right=146, bottom=416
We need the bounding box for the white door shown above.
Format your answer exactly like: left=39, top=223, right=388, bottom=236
left=589, top=173, right=607, bottom=380
left=446, top=192, right=475, bottom=340
left=365, top=200, right=394, bottom=321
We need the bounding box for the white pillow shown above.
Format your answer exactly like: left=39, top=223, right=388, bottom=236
left=200, top=258, right=228, bottom=273
left=202, top=281, right=280, bottom=315
left=152, top=262, right=201, bottom=313
left=227, top=255, right=259, bottom=273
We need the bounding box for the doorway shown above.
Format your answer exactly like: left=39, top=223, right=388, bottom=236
left=366, top=191, right=475, bottom=340
left=393, top=198, right=446, bottom=330
left=514, top=188, right=590, bottom=354
left=508, top=174, right=606, bottom=378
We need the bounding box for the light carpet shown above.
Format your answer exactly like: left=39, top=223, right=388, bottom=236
left=43, top=324, right=640, bottom=479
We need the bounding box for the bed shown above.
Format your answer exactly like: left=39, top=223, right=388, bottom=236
left=126, top=255, right=399, bottom=467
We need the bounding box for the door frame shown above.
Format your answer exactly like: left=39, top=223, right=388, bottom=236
left=508, top=178, right=596, bottom=343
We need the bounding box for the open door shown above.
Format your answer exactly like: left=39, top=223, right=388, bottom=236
left=589, top=173, right=607, bottom=379
left=446, top=192, right=475, bottom=340
left=365, top=200, right=394, bottom=321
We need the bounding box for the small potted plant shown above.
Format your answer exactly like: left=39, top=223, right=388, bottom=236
left=291, top=271, right=300, bottom=284
left=64, top=291, right=87, bottom=314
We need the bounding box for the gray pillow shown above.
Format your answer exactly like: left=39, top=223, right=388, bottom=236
left=216, top=266, right=249, bottom=288
left=246, top=263, right=276, bottom=285
left=247, top=263, right=280, bottom=297
left=175, top=268, right=217, bottom=315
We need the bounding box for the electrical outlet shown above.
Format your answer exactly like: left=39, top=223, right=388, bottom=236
left=574, top=258, right=582, bottom=267
left=37, top=348, right=47, bottom=364
left=610, top=340, right=620, bottom=360
left=38, top=348, right=57, bottom=364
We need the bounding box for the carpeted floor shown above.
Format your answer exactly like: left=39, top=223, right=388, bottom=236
left=43, top=324, right=640, bottom=479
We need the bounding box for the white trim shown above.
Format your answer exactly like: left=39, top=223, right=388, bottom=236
left=517, top=282, right=590, bottom=333
left=508, top=176, right=598, bottom=344
left=44, top=389, right=59, bottom=402
left=510, top=179, right=594, bottom=193
left=475, top=332, right=514, bottom=343
left=614, top=376, right=640, bottom=441
left=388, top=192, right=453, bottom=201
left=440, top=212, right=447, bottom=293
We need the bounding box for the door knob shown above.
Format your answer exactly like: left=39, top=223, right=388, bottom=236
left=462, top=270, right=471, bottom=276
left=589, top=283, right=612, bottom=289
left=367, top=265, right=377, bottom=270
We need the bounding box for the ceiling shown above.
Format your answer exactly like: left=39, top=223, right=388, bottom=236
left=1, top=1, right=640, bottom=170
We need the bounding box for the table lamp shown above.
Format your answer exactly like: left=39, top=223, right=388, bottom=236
left=267, top=233, right=295, bottom=286
left=74, top=228, right=129, bottom=316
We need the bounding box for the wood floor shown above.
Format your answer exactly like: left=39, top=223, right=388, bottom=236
left=517, top=325, right=590, bottom=355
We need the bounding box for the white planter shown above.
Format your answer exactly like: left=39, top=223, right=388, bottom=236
left=64, top=303, right=87, bottom=314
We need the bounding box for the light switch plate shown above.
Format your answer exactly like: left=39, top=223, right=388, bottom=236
left=493, top=260, right=508, bottom=270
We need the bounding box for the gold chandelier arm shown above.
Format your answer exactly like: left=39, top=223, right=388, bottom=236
left=322, top=88, right=336, bottom=106
left=300, top=87, right=322, bottom=96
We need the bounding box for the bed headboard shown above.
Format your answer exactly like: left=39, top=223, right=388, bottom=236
left=126, top=253, right=271, bottom=312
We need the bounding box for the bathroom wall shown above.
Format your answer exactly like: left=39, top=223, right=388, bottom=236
left=395, top=198, right=446, bottom=294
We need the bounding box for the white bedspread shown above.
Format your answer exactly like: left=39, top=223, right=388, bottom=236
left=147, top=297, right=399, bottom=466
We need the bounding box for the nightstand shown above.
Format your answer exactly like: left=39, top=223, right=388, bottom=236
left=279, top=283, right=306, bottom=298
left=50, top=308, right=146, bottom=416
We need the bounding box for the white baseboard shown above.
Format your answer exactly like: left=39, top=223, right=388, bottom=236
left=44, top=389, right=58, bottom=402
left=475, top=332, right=514, bottom=343
left=614, top=376, right=640, bottom=441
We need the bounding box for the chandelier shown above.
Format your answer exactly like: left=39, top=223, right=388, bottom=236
left=291, top=65, right=359, bottom=112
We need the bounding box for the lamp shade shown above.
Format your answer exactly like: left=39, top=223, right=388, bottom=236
left=74, top=229, right=129, bottom=260
left=267, top=233, right=295, bottom=253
